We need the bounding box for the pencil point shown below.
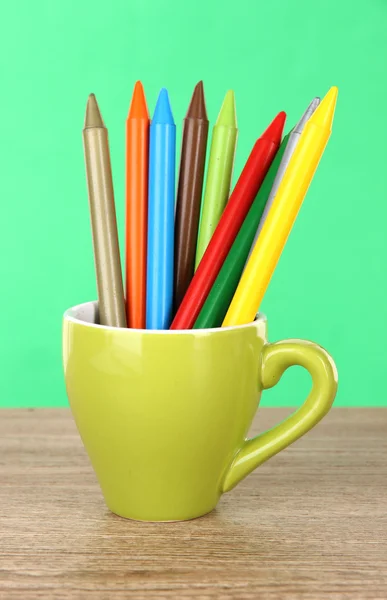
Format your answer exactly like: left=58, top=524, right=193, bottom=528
left=152, top=88, right=175, bottom=125
left=84, top=93, right=105, bottom=128
left=310, top=87, right=338, bottom=130
left=261, top=111, right=286, bottom=144
left=216, top=90, right=237, bottom=128
left=293, top=97, right=320, bottom=134
left=186, top=80, right=208, bottom=120
left=128, top=81, right=149, bottom=119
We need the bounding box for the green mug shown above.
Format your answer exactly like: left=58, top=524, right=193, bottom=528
left=62, top=301, right=338, bottom=522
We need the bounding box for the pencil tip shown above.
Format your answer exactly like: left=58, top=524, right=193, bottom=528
left=310, top=86, right=338, bottom=130
left=261, top=111, right=286, bottom=143
left=128, top=80, right=149, bottom=119
left=216, top=90, right=237, bottom=127
left=84, top=93, right=104, bottom=128
left=186, top=80, right=208, bottom=120
left=152, top=88, right=174, bottom=125
left=311, top=96, right=321, bottom=110
left=293, top=97, right=320, bottom=134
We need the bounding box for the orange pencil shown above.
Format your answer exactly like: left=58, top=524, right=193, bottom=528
left=125, top=81, right=150, bottom=328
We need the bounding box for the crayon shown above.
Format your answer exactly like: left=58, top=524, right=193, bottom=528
left=170, top=111, right=286, bottom=330
left=82, top=94, right=127, bottom=328
left=194, top=90, right=238, bottom=269
left=244, top=97, right=320, bottom=264
left=194, top=131, right=291, bottom=329
left=146, top=89, right=176, bottom=329
left=125, top=81, right=150, bottom=329
left=174, top=81, right=209, bottom=311
left=223, top=87, right=338, bottom=327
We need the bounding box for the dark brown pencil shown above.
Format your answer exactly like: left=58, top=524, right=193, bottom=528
left=174, top=81, right=209, bottom=312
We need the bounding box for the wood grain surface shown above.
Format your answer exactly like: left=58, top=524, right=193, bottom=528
left=0, top=408, right=386, bottom=599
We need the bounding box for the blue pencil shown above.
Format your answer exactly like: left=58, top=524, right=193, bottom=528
left=146, top=88, right=176, bottom=329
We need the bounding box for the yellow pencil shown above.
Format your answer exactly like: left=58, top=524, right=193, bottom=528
left=223, top=86, right=338, bottom=327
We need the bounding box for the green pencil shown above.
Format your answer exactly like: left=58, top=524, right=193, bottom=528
left=194, top=90, right=238, bottom=269
left=193, top=131, right=291, bottom=329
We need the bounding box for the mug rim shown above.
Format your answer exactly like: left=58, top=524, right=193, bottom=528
left=63, top=300, right=266, bottom=335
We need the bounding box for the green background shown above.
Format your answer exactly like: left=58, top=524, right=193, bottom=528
left=0, top=0, right=386, bottom=407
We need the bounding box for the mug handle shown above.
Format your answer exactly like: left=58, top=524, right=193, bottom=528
left=222, top=339, right=338, bottom=493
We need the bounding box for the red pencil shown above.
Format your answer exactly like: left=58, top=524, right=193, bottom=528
left=170, top=111, right=286, bottom=330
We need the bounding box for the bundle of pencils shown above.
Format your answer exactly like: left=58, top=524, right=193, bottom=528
left=83, top=83, right=337, bottom=330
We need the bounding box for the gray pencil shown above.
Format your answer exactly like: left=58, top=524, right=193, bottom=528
left=83, top=94, right=127, bottom=328
left=245, top=97, right=321, bottom=265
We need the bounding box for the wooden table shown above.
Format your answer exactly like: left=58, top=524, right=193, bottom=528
left=0, top=408, right=386, bottom=599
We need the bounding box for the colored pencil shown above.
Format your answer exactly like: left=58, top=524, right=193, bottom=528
left=194, top=131, right=291, bottom=329
left=194, top=90, right=238, bottom=269
left=125, top=81, right=150, bottom=328
left=83, top=94, right=126, bottom=328
left=170, top=111, right=286, bottom=330
left=223, top=87, right=338, bottom=327
left=146, top=88, right=176, bottom=329
left=244, top=97, right=320, bottom=264
left=174, top=81, right=209, bottom=311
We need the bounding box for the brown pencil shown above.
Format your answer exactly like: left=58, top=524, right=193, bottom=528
left=174, top=81, right=209, bottom=312
left=83, top=94, right=127, bottom=328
